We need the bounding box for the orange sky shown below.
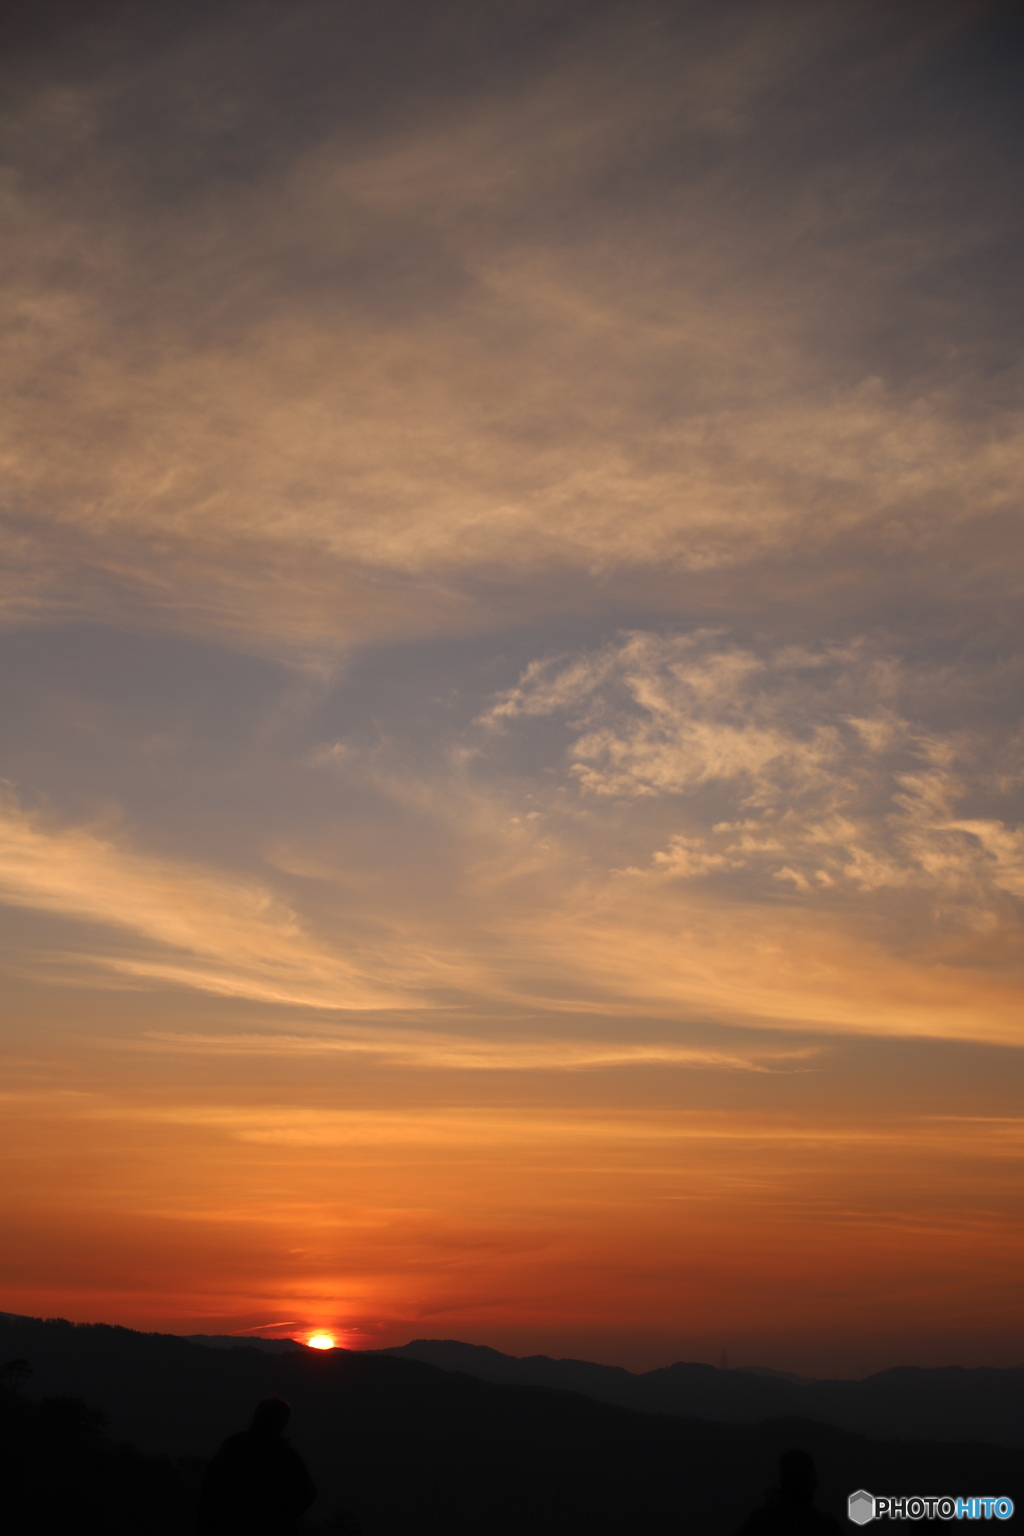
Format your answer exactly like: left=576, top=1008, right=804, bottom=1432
left=1, top=0, right=1022, bottom=1374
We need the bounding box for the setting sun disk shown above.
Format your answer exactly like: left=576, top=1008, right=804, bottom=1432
left=307, top=1333, right=336, bottom=1350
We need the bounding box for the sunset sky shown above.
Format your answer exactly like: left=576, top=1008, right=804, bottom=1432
left=2, top=0, right=1022, bottom=1376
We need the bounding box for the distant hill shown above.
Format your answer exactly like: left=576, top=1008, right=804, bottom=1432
left=381, top=1339, right=1024, bottom=1449
left=1, top=1314, right=1020, bottom=1535
left=185, top=1334, right=304, bottom=1353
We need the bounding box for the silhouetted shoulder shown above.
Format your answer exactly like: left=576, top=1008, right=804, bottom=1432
left=200, top=1426, right=317, bottom=1535
left=734, top=1448, right=841, bottom=1535
left=734, top=1507, right=842, bottom=1535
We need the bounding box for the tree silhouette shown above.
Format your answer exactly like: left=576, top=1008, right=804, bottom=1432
left=1, top=1357, right=32, bottom=1392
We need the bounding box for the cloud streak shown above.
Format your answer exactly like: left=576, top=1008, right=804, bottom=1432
left=0, top=792, right=404, bottom=1009
left=133, top=1028, right=816, bottom=1074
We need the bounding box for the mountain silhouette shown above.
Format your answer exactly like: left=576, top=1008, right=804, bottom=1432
left=2, top=1314, right=1020, bottom=1534
left=381, top=1338, right=1024, bottom=1449
left=186, top=1335, right=306, bottom=1354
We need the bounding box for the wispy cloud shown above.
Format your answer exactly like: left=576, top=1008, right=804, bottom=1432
left=0, top=792, right=404, bottom=1009
left=133, top=1027, right=816, bottom=1074
left=483, top=631, right=1024, bottom=924
left=2, top=2, right=1019, bottom=648
left=16, top=1089, right=1021, bottom=1159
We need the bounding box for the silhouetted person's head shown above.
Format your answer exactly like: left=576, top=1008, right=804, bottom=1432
left=251, top=1395, right=292, bottom=1436
left=778, top=1449, right=818, bottom=1509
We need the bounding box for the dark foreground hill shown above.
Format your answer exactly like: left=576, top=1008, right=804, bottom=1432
left=382, top=1339, right=1024, bottom=1450
left=2, top=1314, right=1020, bottom=1534
left=0, top=1386, right=207, bottom=1535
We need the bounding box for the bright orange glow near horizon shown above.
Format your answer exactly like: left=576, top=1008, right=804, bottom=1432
left=1, top=0, right=1022, bottom=1379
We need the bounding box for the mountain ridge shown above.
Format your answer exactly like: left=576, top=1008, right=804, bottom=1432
left=1, top=1313, right=1020, bottom=1534
left=379, top=1338, right=1024, bottom=1448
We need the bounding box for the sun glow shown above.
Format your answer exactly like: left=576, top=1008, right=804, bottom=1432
left=306, top=1333, right=336, bottom=1350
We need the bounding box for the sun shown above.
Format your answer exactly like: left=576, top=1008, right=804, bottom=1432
left=306, top=1333, right=336, bottom=1350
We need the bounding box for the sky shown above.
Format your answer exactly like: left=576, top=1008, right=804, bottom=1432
left=1, top=0, right=1022, bottom=1377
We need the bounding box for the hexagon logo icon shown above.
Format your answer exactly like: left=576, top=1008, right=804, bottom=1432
left=848, top=1490, right=875, bottom=1525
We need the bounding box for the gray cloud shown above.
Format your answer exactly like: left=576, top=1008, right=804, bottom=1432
left=481, top=630, right=1024, bottom=933
left=2, top=0, right=1020, bottom=648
